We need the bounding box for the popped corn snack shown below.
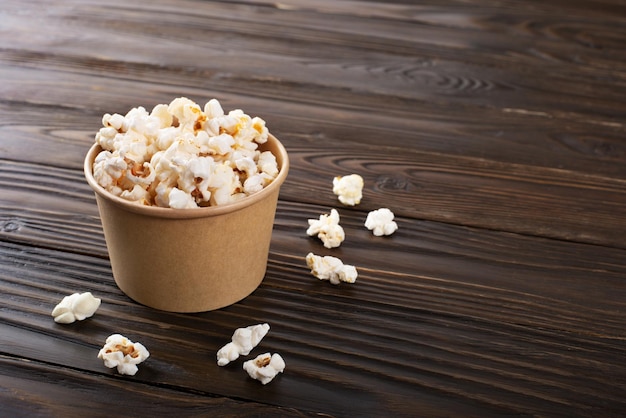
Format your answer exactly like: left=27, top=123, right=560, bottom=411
left=365, top=208, right=398, bottom=236
left=306, top=208, right=345, bottom=248
left=305, top=252, right=357, bottom=284
left=243, top=352, right=285, bottom=385
left=92, top=97, right=279, bottom=208
left=332, top=174, right=364, bottom=206
left=217, top=323, right=270, bottom=366
left=51, top=292, right=101, bottom=324
left=97, top=334, right=150, bottom=376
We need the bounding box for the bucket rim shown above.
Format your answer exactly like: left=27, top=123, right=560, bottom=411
left=84, top=134, right=289, bottom=219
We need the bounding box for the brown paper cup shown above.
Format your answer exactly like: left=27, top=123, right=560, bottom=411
left=84, top=134, right=289, bottom=312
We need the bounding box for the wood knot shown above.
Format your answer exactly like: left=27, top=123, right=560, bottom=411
left=0, top=220, right=21, bottom=233
left=375, top=175, right=409, bottom=191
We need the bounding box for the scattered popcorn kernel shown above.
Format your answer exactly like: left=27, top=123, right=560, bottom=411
left=97, top=334, right=150, bottom=376
left=217, top=323, right=270, bottom=366
left=216, top=342, right=241, bottom=366
left=51, top=292, right=101, bottom=324
left=243, top=353, right=285, bottom=385
left=332, top=174, right=364, bottom=206
left=365, top=208, right=398, bottom=236
left=306, top=208, right=345, bottom=249
left=305, top=252, right=357, bottom=285
left=93, top=97, right=279, bottom=208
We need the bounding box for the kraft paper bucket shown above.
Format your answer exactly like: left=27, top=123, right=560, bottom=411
left=84, top=134, right=289, bottom=312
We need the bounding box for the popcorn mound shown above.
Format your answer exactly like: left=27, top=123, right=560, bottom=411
left=92, top=97, right=279, bottom=208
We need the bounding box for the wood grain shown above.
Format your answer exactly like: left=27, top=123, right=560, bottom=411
left=2, top=194, right=626, bottom=415
left=2, top=0, right=626, bottom=248
left=1, top=0, right=626, bottom=416
left=0, top=354, right=317, bottom=418
left=1, top=239, right=625, bottom=416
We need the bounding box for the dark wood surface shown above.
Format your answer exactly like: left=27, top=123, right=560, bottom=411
left=1, top=0, right=625, bottom=416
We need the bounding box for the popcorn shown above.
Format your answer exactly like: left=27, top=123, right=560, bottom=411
left=92, top=97, right=279, bottom=208
left=365, top=208, right=398, bottom=236
left=217, top=323, right=270, bottom=366
left=243, top=353, right=285, bottom=385
left=51, top=292, right=101, bottom=324
left=305, top=252, right=357, bottom=285
left=332, top=174, right=364, bottom=206
left=306, top=208, right=345, bottom=248
left=97, top=334, right=150, bottom=376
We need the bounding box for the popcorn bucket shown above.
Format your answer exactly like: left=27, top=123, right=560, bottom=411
left=84, top=134, right=289, bottom=312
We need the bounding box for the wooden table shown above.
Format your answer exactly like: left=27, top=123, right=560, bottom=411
left=1, top=0, right=625, bottom=416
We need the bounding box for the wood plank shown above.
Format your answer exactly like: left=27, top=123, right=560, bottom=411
left=0, top=247, right=489, bottom=417
left=3, top=174, right=626, bottom=336
left=2, top=66, right=625, bottom=180
left=0, top=0, right=625, bottom=250
left=1, top=0, right=625, bottom=173
left=3, top=2, right=625, bottom=128
left=2, top=162, right=626, bottom=332
left=0, top=354, right=317, bottom=417
left=1, top=0, right=626, bottom=416
left=2, top=113, right=626, bottom=251
left=1, top=215, right=625, bottom=416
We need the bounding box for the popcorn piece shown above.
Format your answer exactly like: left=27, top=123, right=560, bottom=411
left=243, top=353, right=285, bottom=385
left=51, top=292, right=101, bottom=324
left=306, top=209, right=345, bottom=249
left=168, top=97, right=205, bottom=131
left=168, top=187, right=198, bottom=209
left=204, top=98, right=224, bottom=119
left=217, top=323, right=270, bottom=366
left=305, top=252, right=357, bottom=285
left=257, top=151, right=278, bottom=178
left=365, top=208, right=398, bottom=236
left=97, top=334, right=150, bottom=376
left=93, top=97, right=279, bottom=208
left=332, top=174, right=364, bottom=206
left=120, top=184, right=151, bottom=205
